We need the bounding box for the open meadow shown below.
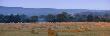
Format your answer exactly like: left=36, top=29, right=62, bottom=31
left=0, top=22, right=110, bottom=36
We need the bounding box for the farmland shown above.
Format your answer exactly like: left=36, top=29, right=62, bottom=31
left=0, top=22, right=110, bottom=36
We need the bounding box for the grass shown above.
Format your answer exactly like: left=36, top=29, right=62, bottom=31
left=0, top=22, right=110, bottom=36
left=57, top=30, right=110, bottom=36
left=0, top=30, right=48, bottom=36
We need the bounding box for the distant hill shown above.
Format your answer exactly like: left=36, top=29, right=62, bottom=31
left=0, top=6, right=110, bottom=16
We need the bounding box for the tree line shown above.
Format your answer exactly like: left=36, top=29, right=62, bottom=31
left=44, top=12, right=110, bottom=22
left=0, top=12, right=110, bottom=23
left=0, top=14, right=38, bottom=23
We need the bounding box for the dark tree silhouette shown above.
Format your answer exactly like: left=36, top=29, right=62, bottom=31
left=87, top=14, right=94, bottom=22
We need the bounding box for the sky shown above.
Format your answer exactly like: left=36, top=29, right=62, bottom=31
left=0, top=0, right=110, bottom=10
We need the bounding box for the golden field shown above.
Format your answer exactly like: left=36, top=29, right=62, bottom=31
left=0, top=22, right=110, bottom=36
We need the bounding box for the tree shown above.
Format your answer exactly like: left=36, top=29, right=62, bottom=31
left=74, top=13, right=81, bottom=22
left=45, top=14, right=56, bottom=22
left=0, top=14, right=5, bottom=23
left=18, top=14, right=32, bottom=23
left=87, top=14, right=94, bottom=22
left=5, top=14, right=15, bottom=23
left=56, top=12, right=72, bottom=22
left=30, top=16, right=38, bottom=22
left=14, top=14, right=22, bottom=23
left=3, top=14, right=22, bottom=23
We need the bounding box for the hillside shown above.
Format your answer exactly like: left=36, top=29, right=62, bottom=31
left=0, top=6, right=110, bottom=16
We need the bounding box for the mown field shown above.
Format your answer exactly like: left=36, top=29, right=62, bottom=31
left=0, top=22, right=110, bottom=36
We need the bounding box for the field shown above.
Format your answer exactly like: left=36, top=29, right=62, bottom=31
left=0, top=22, right=110, bottom=36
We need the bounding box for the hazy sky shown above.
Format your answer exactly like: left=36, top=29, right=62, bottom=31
left=0, top=0, right=110, bottom=10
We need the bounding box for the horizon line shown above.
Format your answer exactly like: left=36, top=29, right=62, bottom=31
left=1, top=6, right=110, bottom=10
